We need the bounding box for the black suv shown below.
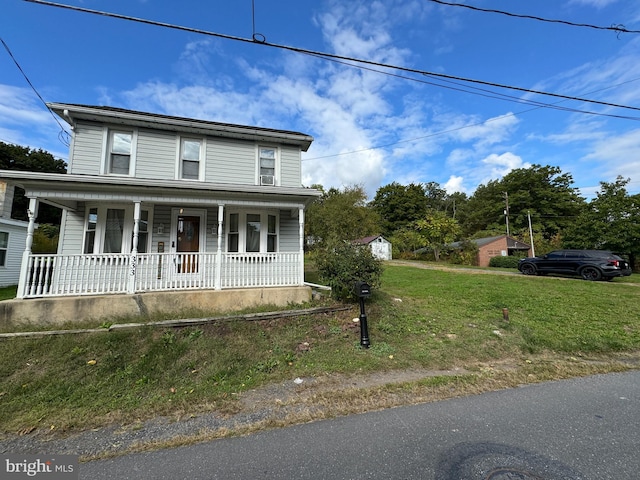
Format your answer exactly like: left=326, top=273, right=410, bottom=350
left=518, top=250, right=632, bottom=281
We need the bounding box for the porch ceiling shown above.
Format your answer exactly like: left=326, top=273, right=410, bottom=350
left=0, top=170, right=321, bottom=209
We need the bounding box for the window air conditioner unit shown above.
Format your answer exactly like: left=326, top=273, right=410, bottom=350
left=260, top=175, right=275, bottom=186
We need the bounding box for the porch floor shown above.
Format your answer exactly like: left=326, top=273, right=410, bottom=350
left=0, top=286, right=312, bottom=329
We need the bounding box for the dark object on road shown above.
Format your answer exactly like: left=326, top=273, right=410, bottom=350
left=518, top=249, right=632, bottom=281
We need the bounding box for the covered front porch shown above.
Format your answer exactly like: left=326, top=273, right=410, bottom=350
left=20, top=251, right=302, bottom=298
left=4, top=171, right=319, bottom=300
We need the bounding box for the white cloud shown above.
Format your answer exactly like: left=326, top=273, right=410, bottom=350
left=583, top=129, right=640, bottom=181
left=481, top=152, right=531, bottom=180
left=568, top=0, right=618, bottom=7
left=443, top=175, right=465, bottom=194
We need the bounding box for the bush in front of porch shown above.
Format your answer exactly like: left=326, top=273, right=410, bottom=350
left=312, top=242, right=383, bottom=301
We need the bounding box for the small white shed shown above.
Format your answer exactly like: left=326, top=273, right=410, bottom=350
left=354, top=235, right=392, bottom=261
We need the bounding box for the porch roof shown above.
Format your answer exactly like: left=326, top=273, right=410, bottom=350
left=0, top=170, right=321, bottom=212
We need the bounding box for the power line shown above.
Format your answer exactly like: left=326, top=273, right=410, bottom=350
left=24, top=0, right=640, bottom=114
left=426, top=0, right=638, bottom=35
left=0, top=36, right=71, bottom=147
left=301, top=56, right=640, bottom=161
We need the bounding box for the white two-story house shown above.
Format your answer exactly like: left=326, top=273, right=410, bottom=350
left=2, top=103, right=320, bottom=301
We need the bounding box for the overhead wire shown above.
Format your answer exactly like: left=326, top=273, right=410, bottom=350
left=425, top=0, right=638, bottom=35
left=24, top=0, right=640, bottom=114
left=0, top=36, right=71, bottom=147
left=300, top=53, right=640, bottom=161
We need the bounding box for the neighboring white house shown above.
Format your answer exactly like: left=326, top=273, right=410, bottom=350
left=354, top=235, right=392, bottom=261
left=2, top=103, right=321, bottom=299
left=0, top=181, right=29, bottom=287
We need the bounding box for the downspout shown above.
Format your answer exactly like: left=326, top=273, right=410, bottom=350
left=299, top=207, right=305, bottom=286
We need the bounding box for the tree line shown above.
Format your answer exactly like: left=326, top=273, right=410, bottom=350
left=306, top=165, right=639, bottom=270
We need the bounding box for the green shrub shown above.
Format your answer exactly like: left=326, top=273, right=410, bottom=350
left=489, top=255, right=520, bottom=269
left=314, top=242, right=383, bottom=301
left=448, top=239, right=479, bottom=265
left=32, top=225, right=59, bottom=254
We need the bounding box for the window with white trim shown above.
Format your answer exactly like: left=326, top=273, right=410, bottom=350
left=226, top=212, right=278, bottom=253
left=179, top=138, right=204, bottom=180
left=0, top=232, right=8, bottom=267
left=83, top=205, right=152, bottom=254
left=107, top=130, right=135, bottom=175
left=258, top=147, right=277, bottom=186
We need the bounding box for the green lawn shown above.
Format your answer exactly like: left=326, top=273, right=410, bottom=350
left=0, top=285, right=17, bottom=301
left=1, top=265, right=639, bottom=436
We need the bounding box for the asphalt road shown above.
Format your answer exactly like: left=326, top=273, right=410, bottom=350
left=81, top=371, right=640, bottom=480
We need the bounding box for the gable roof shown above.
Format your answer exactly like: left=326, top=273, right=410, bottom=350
left=353, top=235, right=388, bottom=245
left=48, top=103, right=314, bottom=151
left=449, top=235, right=530, bottom=249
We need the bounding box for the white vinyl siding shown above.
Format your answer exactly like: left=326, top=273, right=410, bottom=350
left=136, top=130, right=176, bottom=179
left=280, top=146, right=302, bottom=187
left=151, top=206, right=171, bottom=253
left=68, top=122, right=303, bottom=186
left=278, top=210, right=299, bottom=252
left=58, top=208, right=86, bottom=256
left=0, top=221, right=28, bottom=287
left=68, top=122, right=104, bottom=175
left=206, top=138, right=255, bottom=184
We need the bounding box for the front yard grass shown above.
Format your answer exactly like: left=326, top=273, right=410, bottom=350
left=1, top=264, right=639, bottom=440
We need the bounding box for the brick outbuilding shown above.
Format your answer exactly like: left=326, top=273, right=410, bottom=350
left=451, top=235, right=531, bottom=267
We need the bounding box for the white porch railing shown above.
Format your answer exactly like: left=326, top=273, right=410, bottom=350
left=19, top=252, right=302, bottom=298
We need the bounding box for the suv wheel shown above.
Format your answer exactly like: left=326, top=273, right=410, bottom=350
left=580, top=266, right=602, bottom=281
left=520, top=264, right=536, bottom=275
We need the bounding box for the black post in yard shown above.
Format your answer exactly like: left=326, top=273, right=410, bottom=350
left=354, top=281, right=372, bottom=349
left=358, top=296, right=370, bottom=349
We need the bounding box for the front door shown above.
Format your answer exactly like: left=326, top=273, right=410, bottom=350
left=177, top=215, right=200, bottom=273
left=171, top=208, right=206, bottom=280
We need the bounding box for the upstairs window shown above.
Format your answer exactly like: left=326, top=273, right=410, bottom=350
left=179, top=138, right=203, bottom=180
left=258, top=147, right=277, bottom=186
left=0, top=231, right=8, bottom=267
left=108, top=131, right=134, bottom=175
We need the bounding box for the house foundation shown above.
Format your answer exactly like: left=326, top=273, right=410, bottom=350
left=0, top=286, right=312, bottom=329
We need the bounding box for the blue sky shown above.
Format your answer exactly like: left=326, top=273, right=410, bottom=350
left=2, top=0, right=640, bottom=199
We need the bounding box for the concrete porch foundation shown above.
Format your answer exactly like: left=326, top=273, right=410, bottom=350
left=0, top=286, right=312, bottom=329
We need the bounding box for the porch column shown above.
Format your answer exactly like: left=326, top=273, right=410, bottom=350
left=17, top=197, right=39, bottom=299
left=215, top=204, right=224, bottom=290
left=299, top=207, right=305, bottom=286
left=127, top=201, right=141, bottom=294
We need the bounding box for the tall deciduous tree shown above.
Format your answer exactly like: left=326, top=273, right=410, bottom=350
left=461, top=164, right=584, bottom=240
left=370, top=182, right=430, bottom=236
left=305, top=184, right=381, bottom=247
left=564, top=176, right=640, bottom=269
left=414, top=209, right=461, bottom=261
left=0, top=141, right=67, bottom=223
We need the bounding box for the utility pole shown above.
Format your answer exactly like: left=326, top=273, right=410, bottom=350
left=503, top=192, right=510, bottom=236
left=528, top=210, right=535, bottom=257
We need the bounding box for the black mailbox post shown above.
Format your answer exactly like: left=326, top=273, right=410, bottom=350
left=354, top=281, right=371, bottom=348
